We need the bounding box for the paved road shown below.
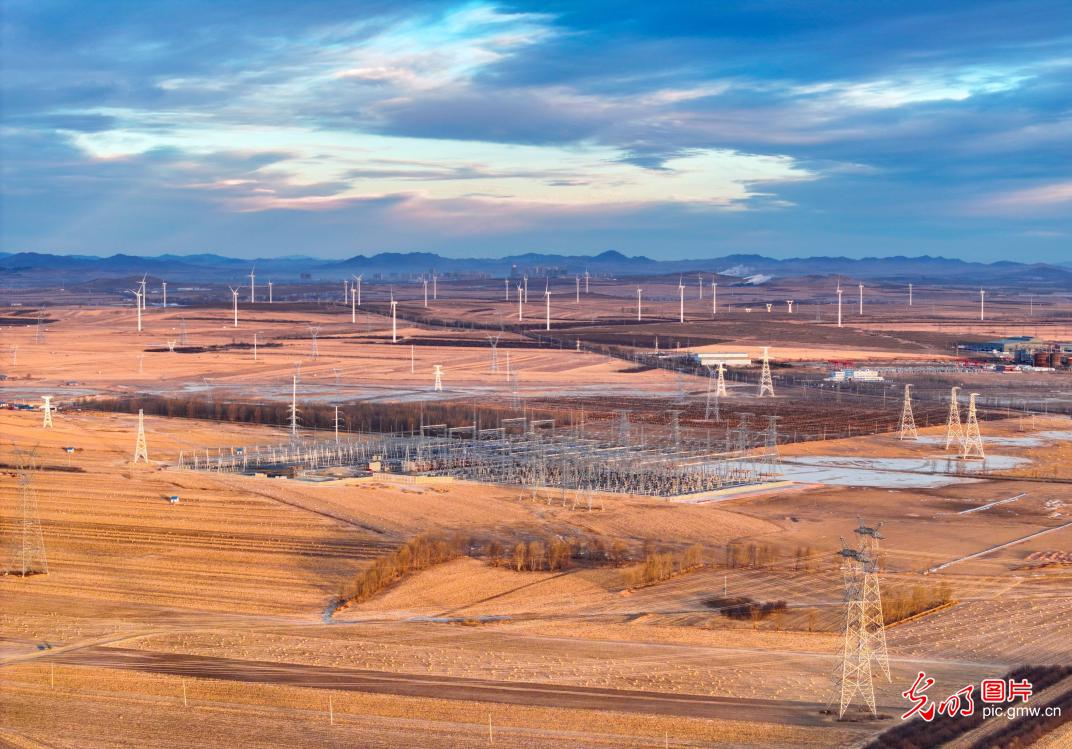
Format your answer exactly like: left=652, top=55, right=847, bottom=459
left=50, top=645, right=836, bottom=727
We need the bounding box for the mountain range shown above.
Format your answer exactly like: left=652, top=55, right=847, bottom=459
left=1, top=250, right=1070, bottom=287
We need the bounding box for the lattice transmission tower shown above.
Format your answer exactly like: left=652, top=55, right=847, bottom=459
left=6, top=449, right=49, bottom=577
left=41, top=396, right=54, bottom=429
left=961, top=392, right=985, bottom=460
left=132, top=409, right=149, bottom=463
left=830, top=518, right=891, bottom=719
left=757, top=347, right=775, bottom=397
left=715, top=362, right=728, bottom=398
left=898, top=384, right=918, bottom=440
left=944, top=386, right=963, bottom=450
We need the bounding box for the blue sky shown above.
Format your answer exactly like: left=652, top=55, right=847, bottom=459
left=1, top=1, right=1070, bottom=261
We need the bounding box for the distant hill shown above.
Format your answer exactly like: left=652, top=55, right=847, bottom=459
left=1, top=250, right=1069, bottom=288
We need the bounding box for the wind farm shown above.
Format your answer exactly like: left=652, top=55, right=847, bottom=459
left=3, top=1, right=1072, bottom=746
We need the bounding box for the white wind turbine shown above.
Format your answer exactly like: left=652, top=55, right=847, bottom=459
left=229, top=287, right=240, bottom=328
left=248, top=267, right=256, bottom=303
left=353, top=275, right=362, bottom=306
left=129, top=288, right=143, bottom=332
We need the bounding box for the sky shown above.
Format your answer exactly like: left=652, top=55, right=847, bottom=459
left=1, top=1, right=1070, bottom=261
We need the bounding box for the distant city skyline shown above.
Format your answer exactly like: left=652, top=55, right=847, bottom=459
left=2, top=1, right=1070, bottom=262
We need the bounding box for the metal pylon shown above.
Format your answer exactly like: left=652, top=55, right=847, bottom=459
left=433, top=365, right=443, bottom=392
left=757, top=348, right=774, bottom=397
left=7, top=449, right=48, bottom=576
left=833, top=544, right=877, bottom=718
left=944, top=386, right=964, bottom=450
left=41, top=396, right=54, bottom=429
left=898, top=384, right=918, bottom=440
left=715, top=362, right=728, bottom=397
left=487, top=334, right=500, bottom=373
left=133, top=409, right=149, bottom=463
left=961, top=392, right=985, bottom=459
left=704, top=369, right=721, bottom=421
left=854, top=519, right=891, bottom=682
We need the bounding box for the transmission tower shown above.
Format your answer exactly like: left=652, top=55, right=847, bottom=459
left=944, top=386, right=964, bottom=450
left=834, top=543, right=876, bottom=717
left=854, top=519, right=891, bottom=682
left=704, top=369, right=721, bottom=421
left=762, top=415, right=781, bottom=478
left=6, top=449, right=48, bottom=576
left=757, top=347, right=775, bottom=397
left=132, top=409, right=149, bottom=463
left=715, top=362, right=728, bottom=397
left=288, top=375, right=300, bottom=439
left=961, top=392, right=985, bottom=459
left=617, top=410, right=631, bottom=445
left=669, top=410, right=682, bottom=452
left=308, top=325, right=321, bottom=358
left=898, top=384, right=918, bottom=440
left=433, top=364, right=443, bottom=392
left=487, top=334, right=501, bottom=373
left=41, top=396, right=54, bottom=429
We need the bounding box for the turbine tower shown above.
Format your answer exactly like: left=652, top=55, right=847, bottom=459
left=390, top=298, right=398, bottom=343
left=268, top=280, right=274, bottom=303
left=678, top=278, right=685, bottom=323
left=584, top=270, right=590, bottom=293
left=517, top=284, right=524, bottom=321
left=133, top=409, right=149, bottom=463
left=7, top=449, right=48, bottom=577
left=961, top=392, right=985, bottom=459
left=898, top=384, right=918, bottom=440
left=636, top=288, right=642, bottom=321
left=575, top=275, right=580, bottom=303
left=162, top=281, right=167, bottom=308
left=353, top=275, right=362, bottom=306
left=858, top=284, right=864, bottom=315
left=423, top=277, right=429, bottom=308
left=523, top=275, right=528, bottom=303
left=697, top=273, right=703, bottom=300
left=944, top=386, right=964, bottom=450
left=432, top=273, right=437, bottom=300
left=41, top=396, right=54, bottom=429
left=433, top=364, right=443, bottom=391
left=505, top=278, right=510, bottom=301
left=129, top=288, right=143, bottom=332
left=787, top=300, right=794, bottom=313
left=711, top=280, right=717, bottom=316
left=139, top=275, right=148, bottom=310
left=757, top=347, right=775, bottom=397
left=544, top=288, right=551, bottom=331
left=908, top=283, right=913, bottom=307
left=836, top=285, right=844, bottom=328
left=229, top=287, right=240, bottom=327
left=248, top=267, right=256, bottom=303
left=979, top=289, right=985, bottom=321
left=350, top=283, right=357, bottom=323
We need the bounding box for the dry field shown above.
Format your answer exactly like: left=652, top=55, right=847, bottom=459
left=2, top=298, right=1071, bottom=748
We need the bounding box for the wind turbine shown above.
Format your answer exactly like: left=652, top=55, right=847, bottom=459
left=129, top=288, right=143, bottom=332
left=836, top=282, right=843, bottom=328
left=268, top=280, right=273, bottom=303
left=390, top=293, right=398, bottom=342
left=248, top=267, right=256, bottom=303
left=544, top=284, right=551, bottom=331
left=979, top=289, right=986, bottom=321
left=858, top=283, right=864, bottom=315
left=678, top=277, right=685, bottom=323
left=637, top=288, right=642, bottom=321
left=353, top=275, right=362, bottom=306
left=229, top=287, right=239, bottom=328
